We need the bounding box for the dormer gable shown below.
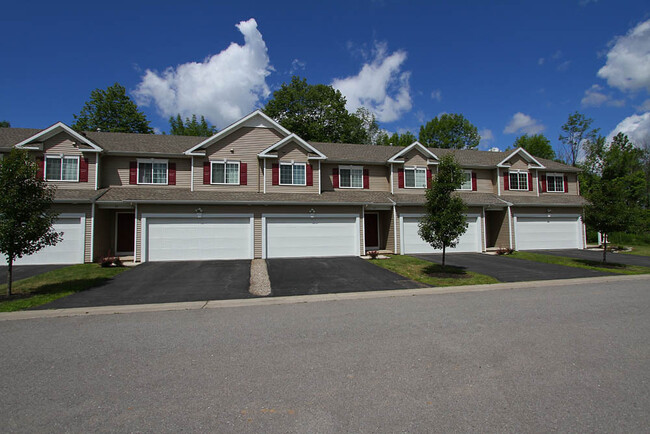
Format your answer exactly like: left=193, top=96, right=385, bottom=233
left=387, top=141, right=439, bottom=165
left=258, top=134, right=327, bottom=160
left=14, top=122, right=102, bottom=152
left=497, top=147, right=545, bottom=169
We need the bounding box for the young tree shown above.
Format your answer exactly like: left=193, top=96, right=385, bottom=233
left=73, top=83, right=153, bottom=134
left=511, top=134, right=556, bottom=160
left=169, top=114, right=218, bottom=136
left=354, top=107, right=382, bottom=145
left=0, top=121, right=10, bottom=128
left=418, top=113, right=480, bottom=149
left=418, top=154, right=468, bottom=267
left=377, top=131, right=417, bottom=147
left=0, top=150, right=61, bottom=295
left=264, top=76, right=368, bottom=143
left=558, top=111, right=599, bottom=166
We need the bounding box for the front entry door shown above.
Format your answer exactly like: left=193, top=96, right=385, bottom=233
left=116, top=213, right=135, bottom=254
left=364, top=213, right=380, bottom=250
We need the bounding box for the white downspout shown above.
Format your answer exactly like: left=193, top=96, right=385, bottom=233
left=190, top=156, right=194, bottom=192
left=390, top=163, right=394, bottom=194
left=361, top=205, right=365, bottom=254
left=133, top=204, right=139, bottom=263
left=507, top=205, right=514, bottom=250
left=94, top=154, right=100, bottom=190
left=393, top=204, right=398, bottom=254
left=263, top=159, right=266, bottom=194
left=497, top=167, right=501, bottom=196
left=318, top=160, right=322, bottom=194
left=90, top=202, right=95, bottom=262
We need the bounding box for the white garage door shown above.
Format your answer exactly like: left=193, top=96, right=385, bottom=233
left=402, top=215, right=481, bottom=254
left=265, top=216, right=358, bottom=258
left=515, top=215, right=581, bottom=250
left=1, top=217, right=85, bottom=265
left=145, top=216, right=253, bottom=262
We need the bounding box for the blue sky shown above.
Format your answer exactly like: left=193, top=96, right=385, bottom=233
left=2, top=0, right=649, bottom=154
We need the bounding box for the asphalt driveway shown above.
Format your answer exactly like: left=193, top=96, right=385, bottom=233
left=413, top=253, right=615, bottom=282
left=267, top=257, right=425, bottom=296
left=0, top=264, right=69, bottom=283
left=39, top=260, right=252, bottom=309
left=532, top=249, right=650, bottom=267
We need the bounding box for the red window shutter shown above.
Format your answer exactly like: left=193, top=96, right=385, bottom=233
left=272, top=164, right=279, bottom=185
left=203, top=161, right=210, bottom=184
left=471, top=172, right=477, bottom=191
left=129, top=161, right=137, bottom=185
left=36, top=156, right=45, bottom=179
left=528, top=173, right=533, bottom=191
left=168, top=162, right=176, bottom=185
left=363, top=168, right=370, bottom=189
left=79, top=157, right=89, bottom=182
left=564, top=175, right=569, bottom=193
left=306, top=163, right=313, bottom=186
left=398, top=168, right=404, bottom=188
left=426, top=168, right=432, bottom=188
left=332, top=168, right=339, bottom=188
left=240, top=163, right=247, bottom=185
left=541, top=174, right=547, bottom=192
left=503, top=171, right=509, bottom=190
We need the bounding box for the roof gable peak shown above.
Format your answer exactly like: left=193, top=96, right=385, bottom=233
left=388, top=141, right=439, bottom=163
left=14, top=121, right=102, bottom=152
left=498, top=147, right=545, bottom=168
left=258, top=134, right=327, bottom=160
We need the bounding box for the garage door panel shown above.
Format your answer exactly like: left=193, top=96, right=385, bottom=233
left=403, top=216, right=480, bottom=254
left=516, top=216, right=579, bottom=250
left=266, top=217, right=357, bottom=258
left=146, top=217, right=252, bottom=262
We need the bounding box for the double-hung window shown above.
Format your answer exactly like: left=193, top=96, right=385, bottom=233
left=138, top=159, right=168, bottom=185
left=280, top=162, right=306, bottom=186
left=404, top=167, right=426, bottom=188
left=459, top=171, right=472, bottom=190
left=339, top=165, right=363, bottom=188
left=509, top=171, right=528, bottom=191
left=547, top=173, right=564, bottom=192
left=45, top=155, right=79, bottom=182
left=211, top=161, right=240, bottom=184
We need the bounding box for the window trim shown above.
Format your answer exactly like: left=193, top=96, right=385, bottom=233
left=338, top=165, right=364, bottom=189
left=210, top=160, right=240, bottom=185
left=137, top=158, right=168, bottom=185
left=45, top=155, right=79, bottom=182
left=404, top=166, right=427, bottom=189
left=546, top=172, right=565, bottom=193
left=508, top=170, right=529, bottom=191
left=458, top=170, right=473, bottom=191
left=279, top=161, right=307, bottom=186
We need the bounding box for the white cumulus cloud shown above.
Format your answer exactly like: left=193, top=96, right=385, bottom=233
left=607, top=112, right=650, bottom=146
left=503, top=112, right=545, bottom=135
left=581, top=84, right=625, bottom=107
left=133, top=18, right=272, bottom=129
left=332, top=43, right=412, bottom=123
left=597, top=19, right=650, bottom=93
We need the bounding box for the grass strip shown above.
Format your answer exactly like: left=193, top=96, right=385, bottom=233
left=509, top=251, right=650, bottom=275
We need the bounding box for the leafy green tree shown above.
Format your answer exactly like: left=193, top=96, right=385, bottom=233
left=169, top=114, right=217, bottom=136
left=559, top=111, right=599, bottom=167
left=264, top=76, right=368, bottom=143
left=511, top=134, right=556, bottom=160
left=73, top=83, right=153, bottom=134
left=0, top=150, right=61, bottom=295
left=418, top=113, right=480, bottom=149
left=377, top=131, right=417, bottom=147
left=354, top=107, right=381, bottom=145
left=0, top=121, right=10, bottom=128
left=418, top=154, right=468, bottom=267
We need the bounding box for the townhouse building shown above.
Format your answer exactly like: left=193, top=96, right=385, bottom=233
left=0, top=111, right=587, bottom=265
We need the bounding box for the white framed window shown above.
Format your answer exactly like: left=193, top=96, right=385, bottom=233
left=339, top=165, right=363, bottom=188
left=280, top=162, right=306, bottom=186
left=459, top=170, right=472, bottom=190
left=547, top=173, right=564, bottom=193
left=211, top=161, right=240, bottom=185
left=45, top=155, right=79, bottom=182
left=138, top=159, right=168, bottom=185
left=509, top=171, right=529, bottom=191
left=404, top=167, right=427, bottom=188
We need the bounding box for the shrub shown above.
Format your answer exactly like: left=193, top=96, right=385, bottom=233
left=367, top=250, right=380, bottom=259
left=495, top=247, right=514, bottom=255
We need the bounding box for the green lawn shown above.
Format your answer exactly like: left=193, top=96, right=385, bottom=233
left=0, top=264, right=128, bottom=312
left=509, top=251, right=650, bottom=275
left=370, top=255, right=498, bottom=287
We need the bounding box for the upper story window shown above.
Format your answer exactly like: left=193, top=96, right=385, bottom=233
left=405, top=167, right=427, bottom=188
left=45, top=155, right=78, bottom=182
left=458, top=171, right=472, bottom=190
left=547, top=173, right=564, bottom=193
left=280, top=162, right=306, bottom=186
left=211, top=161, right=240, bottom=185
left=339, top=165, right=363, bottom=188
left=509, top=171, right=529, bottom=191
left=138, top=159, right=167, bottom=185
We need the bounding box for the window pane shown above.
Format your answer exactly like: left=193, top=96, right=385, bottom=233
left=461, top=172, right=472, bottom=190
left=293, top=164, right=305, bottom=185
left=519, top=173, right=527, bottom=189
left=339, top=168, right=351, bottom=187
left=350, top=168, right=363, bottom=188
left=46, top=158, right=61, bottom=181
left=509, top=173, right=519, bottom=190
left=139, top=163, right=152, bottom=183
left=548, top=175, right=563, bottom=192
left=280, top=164, right=293, bottom=184
left=212, top=163, right=225, bottom=183
left=225, top=163, right=239, bottom=184
left=405, top=169, right=415, bottom=187
left=415, top=168, right=426, bottom=188
left=152, top=162, right=167, bottom=184
left=61, top=158, right=78, bottom=181
left=547, top=176, right=556, bottom=192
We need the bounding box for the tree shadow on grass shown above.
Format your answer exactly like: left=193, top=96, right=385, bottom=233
left=575, top=259, right=627, bottom=269
left=0, top=277, right=115, bottom=303
left=423, top=263, right=472, bottom=279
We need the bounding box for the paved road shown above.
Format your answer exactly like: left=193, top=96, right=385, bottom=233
left=534, top=249, right=650, bottom=267
left=2, top=277, right=649, bottom=432
left=0, top=264, right=68, bottom=282
left=414, top=253, right=614, bottom=282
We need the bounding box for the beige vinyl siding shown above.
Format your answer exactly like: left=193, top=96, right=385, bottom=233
left=42, top=133, right=97, bottom=190
left=386, top=209, right=396, bottom=253
left=100, top=156, right=191, bottom=189
left=52, top=203, right=93, bottom=262
left=193, top=126, right=283, bottom=192
left=264, top=156, right=320, bottom=194
left=473, top=169, right=494, bottom=193
left=506, top=155, right=529, bottom=170
left=135, top=208, right=142, bottom=262
left=321, top=163, right=390, bottom=192
left=487, top=209, right=511, bottom=249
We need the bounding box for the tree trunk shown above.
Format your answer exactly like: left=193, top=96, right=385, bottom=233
left=7, top=258, right=13, bottom=297
left=603, top=238, right=607, bottom=263
left=442, top=245, right=446, bottom=269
